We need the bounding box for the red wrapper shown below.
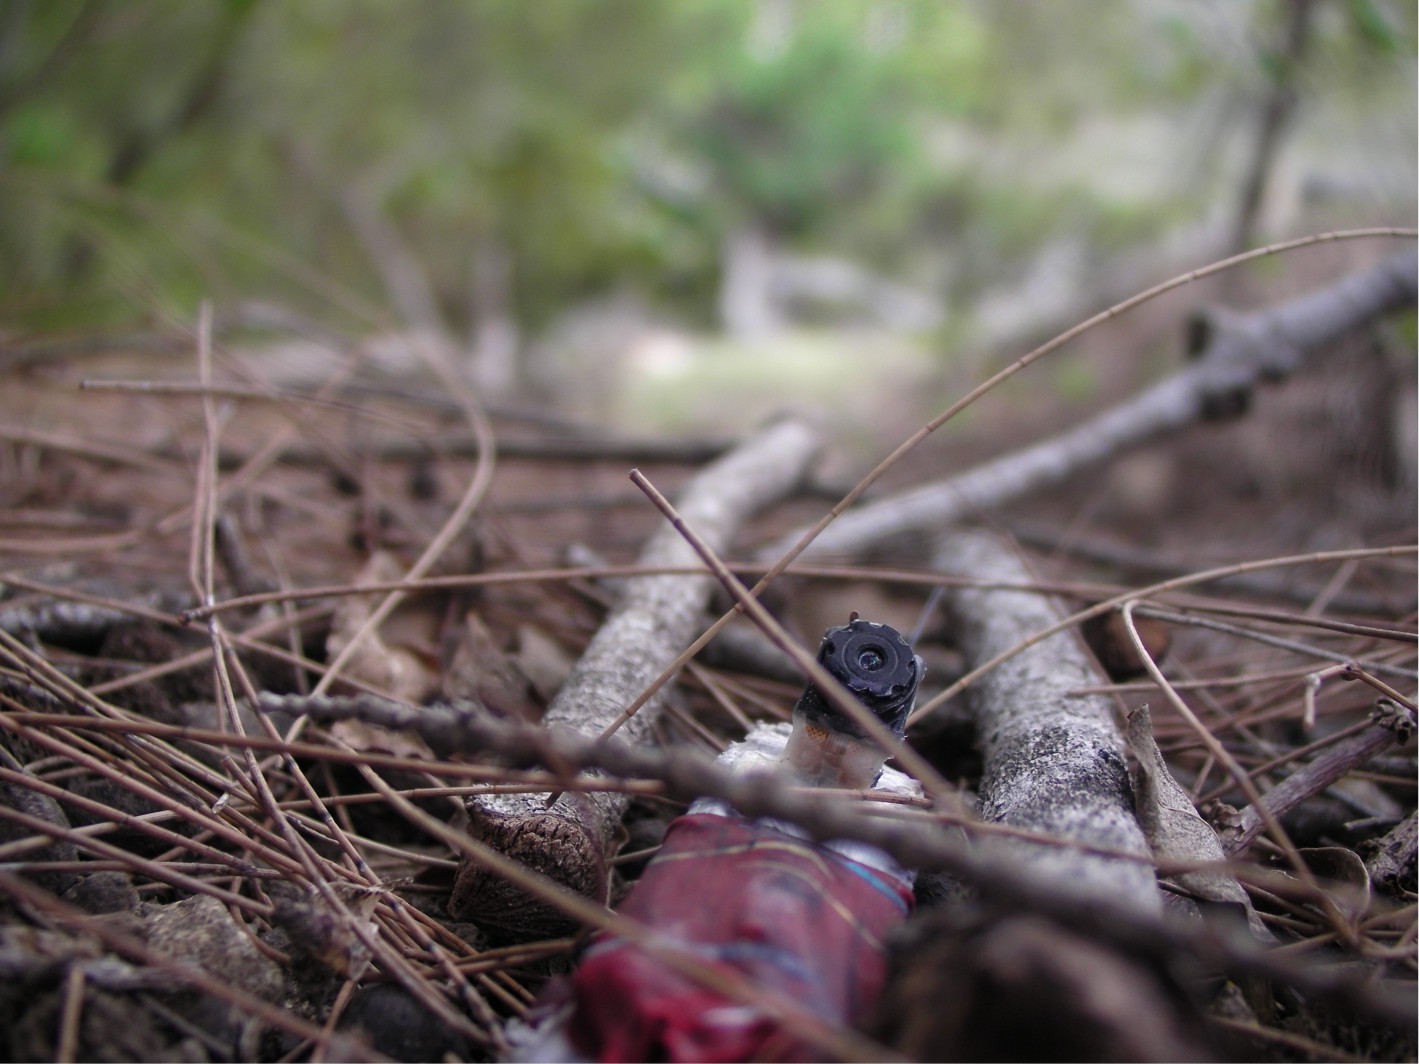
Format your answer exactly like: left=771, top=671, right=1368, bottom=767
left=553, top=812, right=913, bottom=1062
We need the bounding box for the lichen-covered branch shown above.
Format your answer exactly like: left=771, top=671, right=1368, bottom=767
left=781, top=250, right=1416, bottom=561
left=933, top=529, right=1160, bottom=918
left=449, top=418, right=821, bottom=938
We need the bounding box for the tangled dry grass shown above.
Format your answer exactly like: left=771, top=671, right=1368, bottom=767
left=0, top=237, right=1415, bottom=1062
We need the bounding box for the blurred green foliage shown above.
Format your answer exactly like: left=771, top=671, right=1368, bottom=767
left=0, top=0, right=1412, bottom=337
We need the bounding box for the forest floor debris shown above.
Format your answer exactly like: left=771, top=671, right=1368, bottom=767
left=1, top=248, right=1415, bottom=1061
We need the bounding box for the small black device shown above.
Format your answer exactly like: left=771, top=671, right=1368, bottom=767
left=792, top=618, right=922, bottom=741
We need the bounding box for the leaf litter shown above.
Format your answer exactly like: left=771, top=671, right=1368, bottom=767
left=0, top=247, right=1415, bottom=1062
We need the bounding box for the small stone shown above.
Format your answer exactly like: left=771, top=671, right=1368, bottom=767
left=61, top=871, right=138, bottom=914
left=338, top=983, right=474, bottom=1062
left=141, top=894, right=282, bottom=1001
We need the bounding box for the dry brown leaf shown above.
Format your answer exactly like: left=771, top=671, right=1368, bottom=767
left=513, top=624, right=575, bottom=702
left=271, top=882, right=381, bottom=978
left=325, top=551, right=440, bottom=704
left=328, top=716, right=436, bottom=760
left=1299, top=846, right=1372, bottom=926
left=1127, top=705, right=1266, bottom=934
left=444, top=612, right=540, bottom=718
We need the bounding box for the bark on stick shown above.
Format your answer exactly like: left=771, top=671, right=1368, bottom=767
left=449, top=418, right=820, bottom=939
left=1223, top=699, right=1414, bottom=857
left=934, top=529, right=1160, bottom=918
left=781, top=250, right=1415, bottom=561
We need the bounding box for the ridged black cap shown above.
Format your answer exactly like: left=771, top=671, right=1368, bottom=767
left=792, top=619, right=922, bottom=740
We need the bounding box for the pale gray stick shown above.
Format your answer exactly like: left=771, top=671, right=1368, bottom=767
left=449, top=418, right=820, bottom=938
left=775, top=250, right=1416, bottom=561
left=934, top=529, right=1161, bottom=918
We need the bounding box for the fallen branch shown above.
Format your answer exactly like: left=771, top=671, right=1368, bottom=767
left=1223, top=699, right=1416, bottom=857
left=222, top=433, right=732, bottom=467
left=448, top=418, right=820, bottom=939
left=778, top=249, right=1416, bottom=561
left=1364, top=810, right=1416, bottom=894
left=1007, top=520, right=1407, bottom=616
left=932, top=528, right=1161, bottom=918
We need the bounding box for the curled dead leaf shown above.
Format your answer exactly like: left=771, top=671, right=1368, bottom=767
left=1126, top=705, right=1268, bottom=937
left=326, top=551, right=441, bottom=704
left=444, top=612, right=542, bottom=718
left=271, top=882, right=381, bottom=978
left=1298, top=846, right=1371, bottom=926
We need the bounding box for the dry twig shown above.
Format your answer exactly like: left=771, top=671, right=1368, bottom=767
left=778, top=248, right=1416, bottom=560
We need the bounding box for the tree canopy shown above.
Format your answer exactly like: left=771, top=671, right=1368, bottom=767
left=0, top=0, right=1412, bottom=339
